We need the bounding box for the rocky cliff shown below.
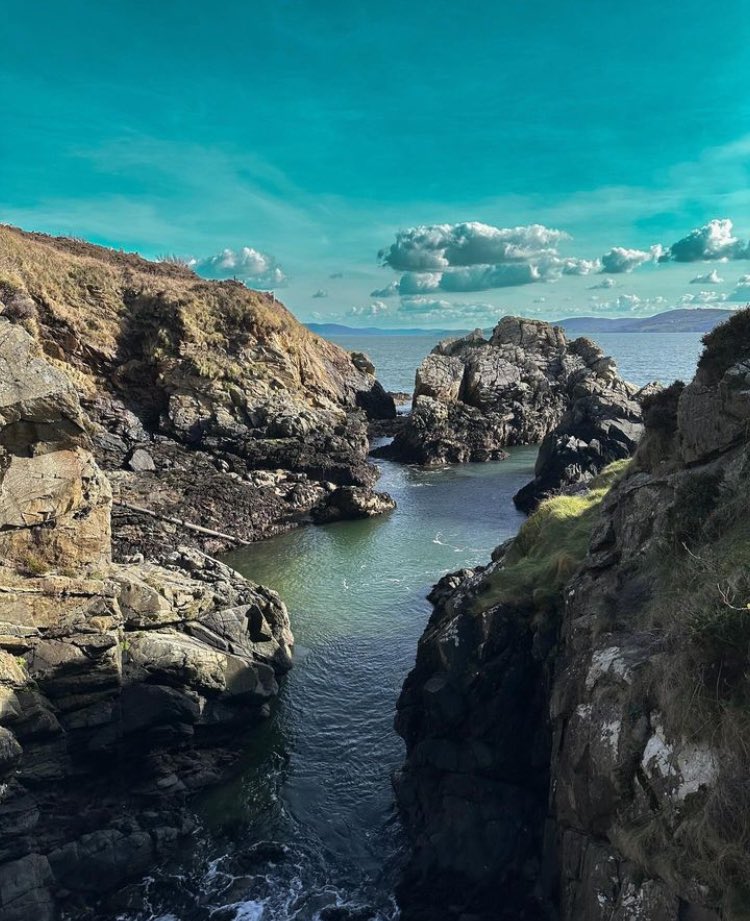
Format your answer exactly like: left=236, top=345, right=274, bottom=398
left=0, top=225, right=395, bottom=560
left=395, top=308, right=750, bottom=921
left=0, top=318, right=299, bottom=919
left=380, top=318, right=647, bottom=505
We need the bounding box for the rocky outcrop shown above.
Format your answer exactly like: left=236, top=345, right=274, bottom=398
left=512, top=375, right=657, bottom=513
left=395, top=309, right=750, bottom=921
left=0, top=319, right=293, bottom=918
left=0, top=225, right=395, bottom=560
left=381, top=319, right=644, bottom=480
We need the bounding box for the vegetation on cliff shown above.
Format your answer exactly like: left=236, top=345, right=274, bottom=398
left=396, top=308, right=750, bottom=921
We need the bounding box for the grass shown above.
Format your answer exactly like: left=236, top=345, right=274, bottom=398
left=0, top=223, right=363, bottom=410
left=472, top=459, right=630, bottom=613
left=698, top=305, right=750, bottom=384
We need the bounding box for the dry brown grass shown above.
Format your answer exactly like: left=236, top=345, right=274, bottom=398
left=0, top=223, right=361, bottom=405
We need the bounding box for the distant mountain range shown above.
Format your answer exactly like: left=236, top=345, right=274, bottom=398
left=557, top=308, right=734, bottom=334
left=308, top=308, right=734, bottom=339
left=306, top=323, right=470, bottom=337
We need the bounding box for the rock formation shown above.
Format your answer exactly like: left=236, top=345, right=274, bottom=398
left=0, top=225, right=395, bottom=561
left=0, top=318, right=296, bottom=919
left=395, top=308, right=750, bottom=921
left=380, top=320, right=647, bottom=499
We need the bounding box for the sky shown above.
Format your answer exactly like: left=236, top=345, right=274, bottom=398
left=2, top=0, right=750, bottom=328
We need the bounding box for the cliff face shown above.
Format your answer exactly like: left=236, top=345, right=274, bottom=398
left=0, top=225, right=395, bottom=559
left=381, top=318, right=646, bottom=505
left=0, top=318, right=296, bottom=919
left=396, top=310, right=750, bottom=921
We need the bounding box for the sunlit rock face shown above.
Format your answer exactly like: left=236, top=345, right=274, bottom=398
left=382, top=318, right=648, bottom=501
left=0, top=319, right=294, bottom=920
left=0, top=224, right=396, bottom=564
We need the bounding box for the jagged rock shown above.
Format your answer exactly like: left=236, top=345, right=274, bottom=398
left=513, top=379, right=655, bottom=513
left=395, top=310, right=750, bottom=921
left=125, top=447, right=155, bottom=472
left=383, top=318, right=643, bottom=475
left=0, top=325, right=294, bottom=917
left=312, top=485, right=396, bottom=523
left=0, top=225, right=396, bottom=559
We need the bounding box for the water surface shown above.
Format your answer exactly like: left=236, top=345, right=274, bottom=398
left=130, top=450, right=536, bottom=920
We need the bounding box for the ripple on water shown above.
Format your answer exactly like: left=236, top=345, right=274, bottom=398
left=116, top=448, right=537, bottom=921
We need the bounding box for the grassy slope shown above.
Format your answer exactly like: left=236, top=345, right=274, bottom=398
left=0, top=224, right=364, bottom=408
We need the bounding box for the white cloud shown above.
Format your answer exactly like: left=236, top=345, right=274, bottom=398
left=600, top=246, right=653, bottom=274
left=438, top=263, right=540, bottom=291
left=348, top=300, right=391, bottom=317
left=379, top=221, right=568, bottom=271
left=668, top=218, right=749, bottom=262
left=191, top=246, right=286, bottom=288
left=589, top=294, right=669, bottom=314
left=397, top=271, right=443, bottom=294
left=588, top=277, right=615, bottom=290
left=397, top=296, right=497, bottom=321
left=729, top=275, right=750, bottom=302
left=690, top=269, right=723, bottom=284
left=312, top=289, right=328, bottom=298
left=678, top=290, right=728, bottom=305
left=370, top=281, right=399, bottom=297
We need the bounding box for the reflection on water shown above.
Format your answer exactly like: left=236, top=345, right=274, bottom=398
left=121, top=449, right=537, bottom=921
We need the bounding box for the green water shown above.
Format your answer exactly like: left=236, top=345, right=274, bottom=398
left=130, top=449, right=536, bottom=921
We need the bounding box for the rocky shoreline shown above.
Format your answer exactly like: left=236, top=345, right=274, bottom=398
left=394, top=309, right=750, bottom=921
left=0, top=226, right=398, bottom=920
left=378, top=317, right=653, bottom=508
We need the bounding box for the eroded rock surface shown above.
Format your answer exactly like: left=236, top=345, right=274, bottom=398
left=0, top=225, right=395, bottom=560
left=0, top=319, right=293, bottom=918
left=396, top=310, right=750, bottom=920
left=381, top=319, right=645, bottom=488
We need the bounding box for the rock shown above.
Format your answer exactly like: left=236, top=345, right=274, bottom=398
left=48, top=829, right=154, bottom=893
left=0, top=313, right=295, bottom=917
left=0, top=225, right=396, bottom=561
left=0, top=853, right=55, bottom=921
left=513, top=380, right=654, bottom=513
left=313, top=485, right=396, bottom=524
left=395, top=309, right=750, bottom=920
left=125, top=447, right=156, bottom=472
left=384, top=318, right=643, bottom=474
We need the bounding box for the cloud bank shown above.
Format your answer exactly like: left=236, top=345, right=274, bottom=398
left=191, top=246, right=286, bottom=288
left=667, top=219, right=750, bottom=262
left=690, top=269, right=723, bottom=284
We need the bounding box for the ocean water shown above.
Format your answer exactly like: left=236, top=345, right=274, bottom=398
left=121, top=329, right=702, bottom=921
left=330, top=330, right=705, bottom=393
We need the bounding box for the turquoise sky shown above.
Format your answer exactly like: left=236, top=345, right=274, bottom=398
left=3, top=0, right=750, bottom=326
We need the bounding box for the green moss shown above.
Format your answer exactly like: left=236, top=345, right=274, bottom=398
left=472, top=460, right=629, bottom=612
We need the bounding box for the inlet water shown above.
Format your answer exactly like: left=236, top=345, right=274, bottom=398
left=126, top=449, right=536, bottom=920
left=122, top=330, right=703, bottom=920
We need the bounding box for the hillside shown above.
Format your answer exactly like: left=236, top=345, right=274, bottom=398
left=0, top=224, right=396, bottom=557
left=559, top=307, right=735, bottom=335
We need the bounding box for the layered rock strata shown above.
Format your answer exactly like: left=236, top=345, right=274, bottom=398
left=0, top=319, right=293, bottom=919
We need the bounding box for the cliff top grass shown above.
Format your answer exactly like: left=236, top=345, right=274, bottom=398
left=473, top=459, right=630, bottom=612
left=697, top=305, right=750, bottom=384
left=0, top=223, right=360, bottom=403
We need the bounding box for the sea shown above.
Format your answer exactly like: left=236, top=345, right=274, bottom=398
left=121, top=331, right=704, bottom=921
